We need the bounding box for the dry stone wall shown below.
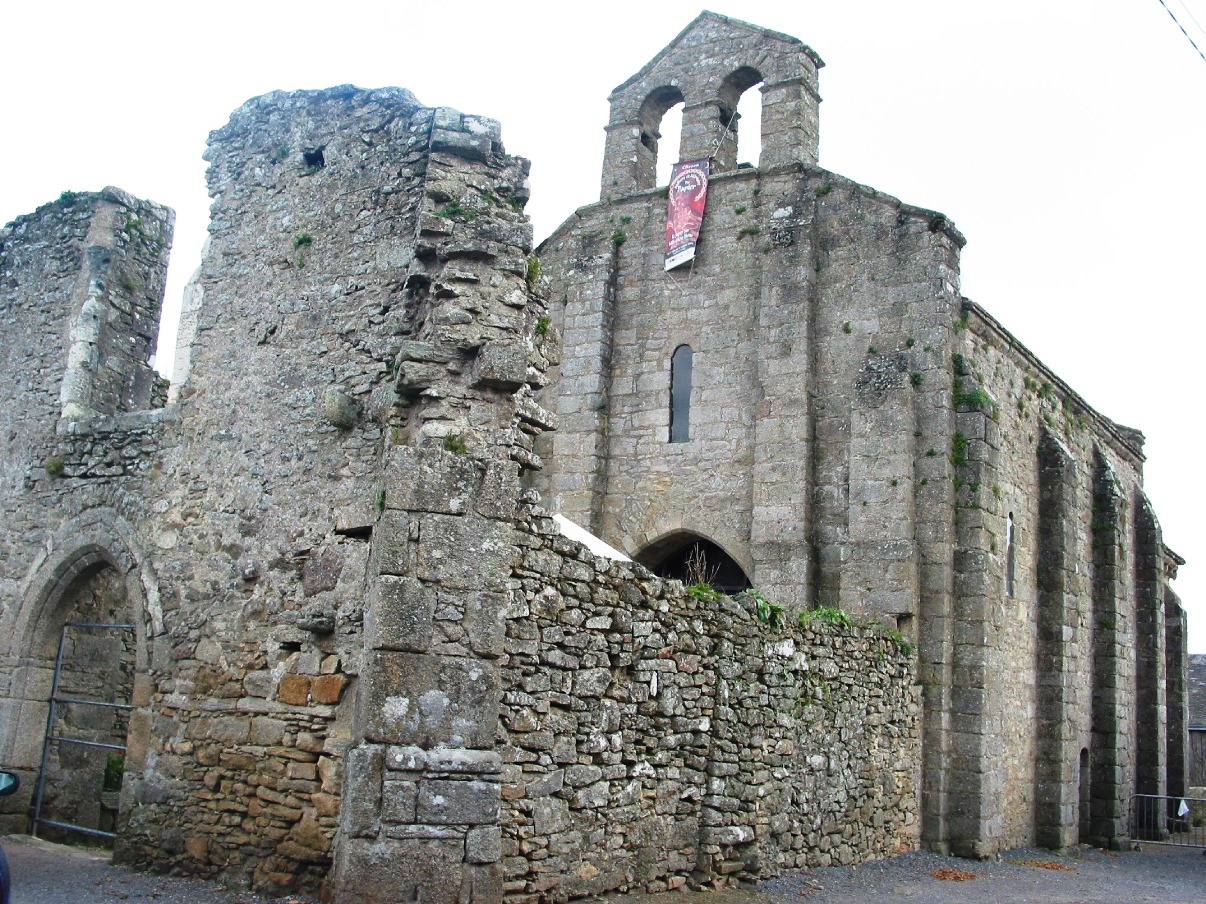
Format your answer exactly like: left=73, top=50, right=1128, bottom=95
left=500, top=502, right=920, bottom=902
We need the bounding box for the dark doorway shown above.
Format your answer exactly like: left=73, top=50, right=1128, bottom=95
left=637, top=534, right=751, bottom=595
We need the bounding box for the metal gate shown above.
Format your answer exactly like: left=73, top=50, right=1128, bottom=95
left=31, top=620, right=136, bottom=841
left=1129, top=793, right=1206, bottom=849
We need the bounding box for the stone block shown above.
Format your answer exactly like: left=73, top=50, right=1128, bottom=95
left=463, top=591, right=506, bottom=658
left=249, top=717, right=288, bottom=745
left=278, top=674, right=311, bottom=706
left=312, top=674, right=348, bottom=704
left=417, top=778, right=500, bottom=824
left=475, top=460, right=521, bottom=522
left=366, top=576, right=436, bottom=652
left=332, top=838, right=464, bottom=904
left=360, top=651, right=498, bottom=748
left=532, top=796, right=573, bottom=836
left=382, top=779, right=418, bottom=823
left=425, top=747, right=503, bottom=775
left=431, top=127, right=493, bottom=162
left=207, top=717, right=250, bottom=743
left=573, top=668, right=611, bottom=697
left=341, top=745, right=384, bottom=838
left=463, top=863, right=502, bottom=903
left=465, top=826, right=502, bottom=864
left=473, top=339, right=528, bottom=390
left=416, top=515, right=514, bottom=591
left=565, top=765, right=602, bottom=787
left=303, top=547, right=345, bottom=596
left=384, top=446, right=484, bottom=514
left=387, top=746, right=428, bottom=771
left=373, top=511, right=415, bottom=576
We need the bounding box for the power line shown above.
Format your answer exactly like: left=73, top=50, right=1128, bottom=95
left=1174, top=0, right=1206, bottom=43
left=1157, top=0, right=1206, bottom=62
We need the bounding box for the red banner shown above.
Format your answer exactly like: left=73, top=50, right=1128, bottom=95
left=664, top=158, right=710, bottom=271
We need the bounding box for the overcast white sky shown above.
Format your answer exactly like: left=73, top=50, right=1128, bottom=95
left=4, top=1, right=1205, bottom=651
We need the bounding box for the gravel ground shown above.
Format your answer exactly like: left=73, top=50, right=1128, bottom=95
left=4, top=834, right=1204, bottom=904
left=758, top=844, right=1206, bottom=904
left=2, top=835, right=320, bottom=904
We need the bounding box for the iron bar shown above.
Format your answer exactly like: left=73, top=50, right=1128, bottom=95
left=50, top=697, right=133, bottom=711
left=33, top=817, right=117, bottom=840
left=46, top=736, right=127, bottom=752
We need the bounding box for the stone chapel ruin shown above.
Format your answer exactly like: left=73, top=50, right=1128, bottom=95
left=0, top=11, right=1190, bottom=904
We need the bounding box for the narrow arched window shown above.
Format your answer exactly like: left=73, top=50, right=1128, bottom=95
left=669, top=344, right=693, bottom=443
left=1006, top=512, right=1016, bottom=596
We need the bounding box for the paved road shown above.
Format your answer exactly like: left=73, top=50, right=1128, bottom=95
left=4, top=834, right=1204, bottom=903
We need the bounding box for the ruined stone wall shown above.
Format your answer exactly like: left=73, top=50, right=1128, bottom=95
left=499, top=502, right=920, bottom=902
left=0, top=189, right=172, bottom=603
left=0, top=82, right=543, bottom=899
left=0, top=189, right=173, bottom=834
left=322, top=97, right=547, bottom=904
left=113, top=85, right=546, bottom=898
left=109, top=86, right=448, bottom=892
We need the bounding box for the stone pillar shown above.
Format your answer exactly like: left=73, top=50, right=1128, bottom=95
left=1133, top=494, right=1166, bottom=807
left=1088, top=454, right=1130, bottom=847
left=1034, top=433, right=1080, bottom=849
left=544, top=239, right=620, bottom=535
left=841, top=353, right=919, bottom=622
left=946, top=369, right=1004, bottom=858
left=330, top=109, right=548, bottom=904
left=1165, top=584, right=1188, bottom=800
left=677, top=99, right=738, bottom=175
left=759, top=77, right=821, bottom=170
left=748, top=208, right=817, bottom=609
left=600, top=120, right=656, bottom=200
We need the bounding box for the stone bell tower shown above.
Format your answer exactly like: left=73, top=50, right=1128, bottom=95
left=599, top=11, right=824, bottom=200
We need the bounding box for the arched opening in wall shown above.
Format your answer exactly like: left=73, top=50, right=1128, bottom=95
left=636, top=533, right=751, bottom=595
left=719, top=67, right=764, bottom=170
left=26, top=557, right=138, bottom=846
left=669, top=344, right=693, bottom=443
left=638, top=86, right=686, bottom=189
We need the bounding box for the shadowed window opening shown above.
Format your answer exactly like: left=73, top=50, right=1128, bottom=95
left=303, top=147, right=325, bottom=170
left=637, top=535, right=751, bottom=595
left=669, top=344, right=692, bottom=443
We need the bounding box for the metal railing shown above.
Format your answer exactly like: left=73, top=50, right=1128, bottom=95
left=1129, top=793, right=1206, bottom=848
